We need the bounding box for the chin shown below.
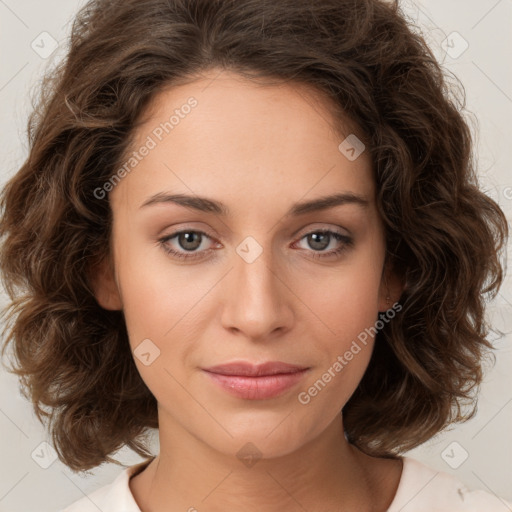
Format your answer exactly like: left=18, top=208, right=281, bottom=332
left=200, top=412, right=323, bottom=463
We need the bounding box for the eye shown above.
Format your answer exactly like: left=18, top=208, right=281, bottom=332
left=159, top=230, right=216, bottom=261
left=293, top=229, right=353, bottom=260
left=158, top=228, right=353, bottom=261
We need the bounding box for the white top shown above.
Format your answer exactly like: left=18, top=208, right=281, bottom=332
left=60, top=456, right=512, bottom=511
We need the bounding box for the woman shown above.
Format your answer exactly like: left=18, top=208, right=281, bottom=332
left=0, top=0, right=510, bottom=510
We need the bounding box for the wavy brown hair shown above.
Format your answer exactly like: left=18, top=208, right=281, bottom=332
left=0, top=0, right=508, bottom=472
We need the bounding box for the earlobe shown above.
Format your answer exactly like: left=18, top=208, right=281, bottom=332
left=89, top=255, right=123, bottom=311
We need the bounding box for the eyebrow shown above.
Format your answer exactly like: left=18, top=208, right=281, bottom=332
left=140, top=191, right=369, bottom=217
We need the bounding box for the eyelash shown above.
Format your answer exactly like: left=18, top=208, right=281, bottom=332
left=158, top=229, right=353, bottom=261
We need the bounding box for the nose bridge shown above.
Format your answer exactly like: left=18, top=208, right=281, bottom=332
left=238, top=242, right=279, bottom=297
left=221, top=235, right=292, bottom=338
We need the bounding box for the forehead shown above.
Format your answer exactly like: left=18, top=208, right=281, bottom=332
left=112, top=69, right=374, bottom=213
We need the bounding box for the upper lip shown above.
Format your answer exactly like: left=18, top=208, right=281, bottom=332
left=203, top=361, right=309, bottom=377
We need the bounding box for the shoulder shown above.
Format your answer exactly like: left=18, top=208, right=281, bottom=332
left=387, top=456, right=512, bottom=512
left=59, top=458, right=154, bottom=512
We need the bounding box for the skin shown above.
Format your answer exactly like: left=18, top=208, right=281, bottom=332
left=93, top=68, right=403, bottom=512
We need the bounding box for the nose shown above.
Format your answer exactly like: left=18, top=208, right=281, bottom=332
left=220, top=244, right=294, bottom=342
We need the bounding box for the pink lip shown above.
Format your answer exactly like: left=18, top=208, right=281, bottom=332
left=202, top=361, right=310, bottom=400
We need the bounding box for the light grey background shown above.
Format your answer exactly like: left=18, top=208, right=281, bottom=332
left=0, top=1, right=511, bottom=511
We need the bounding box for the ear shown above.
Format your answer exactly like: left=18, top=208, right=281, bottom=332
left=89, top=254, right=123, bottom=311
left=378, top=258, right=404, bottom=312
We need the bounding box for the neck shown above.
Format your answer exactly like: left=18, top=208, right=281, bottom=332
left=130, top=413, right=401, bottom=512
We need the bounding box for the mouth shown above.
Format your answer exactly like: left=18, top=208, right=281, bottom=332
left=202, top=361, right=310, bottom=400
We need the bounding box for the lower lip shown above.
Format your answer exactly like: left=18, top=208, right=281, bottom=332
left=203, top=369, right=309, bottom=400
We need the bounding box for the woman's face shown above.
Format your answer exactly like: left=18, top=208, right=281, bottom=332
left=99, top=69, right=394, bottom=459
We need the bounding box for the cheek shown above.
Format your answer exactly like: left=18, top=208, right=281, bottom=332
left=112, top=221, right=199, bottom=342
left=296, top=294, right=379, bottom=419
left=112, top=231, right=219, bottom=397
left=120, top=269, right=201, bottom=343
left=295, top=241, right=385, bottom=406
left=300, top=240, right=384, bottom=338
